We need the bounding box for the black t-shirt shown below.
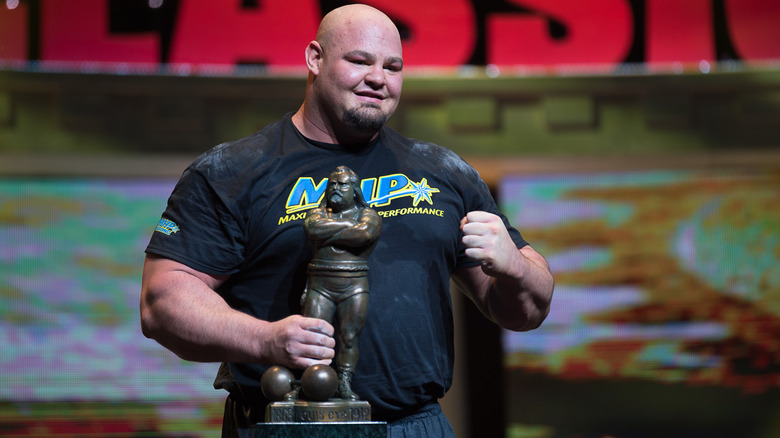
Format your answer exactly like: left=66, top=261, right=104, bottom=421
left=146, top=113, right=527, bottom=420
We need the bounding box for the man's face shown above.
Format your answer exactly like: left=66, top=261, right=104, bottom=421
left=327, top=172, right=355, bottom=211
left=315, top=20, right=403, bottom=134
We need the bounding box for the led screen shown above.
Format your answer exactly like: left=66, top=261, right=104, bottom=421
left=0, top=178, right=225, bottom=437
left=500, top=168, right=780, bottom=438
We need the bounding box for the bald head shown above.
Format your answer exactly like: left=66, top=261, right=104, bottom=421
left=292, top=4, right=404, bottom=145
left=316, top=4, right=401, bottom=54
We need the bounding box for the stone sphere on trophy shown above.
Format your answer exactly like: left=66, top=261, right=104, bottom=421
left=301, top=364, right=339, bottom=401
left=260, top=365, right=295, bottom=401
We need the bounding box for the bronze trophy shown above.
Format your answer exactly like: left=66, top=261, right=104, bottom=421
left=259, top=167, right=384, bottom=435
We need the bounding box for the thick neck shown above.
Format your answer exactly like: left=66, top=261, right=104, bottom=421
left=292, top=104, right=379, bottom=146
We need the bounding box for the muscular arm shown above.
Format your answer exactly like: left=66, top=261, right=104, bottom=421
left=452, top=211, right=554, bottom=332
left=322, top=210, right=381, bottom=247
left=140, top=254, right=335, bottom=368
left=305, top=209, right=381, bottom=248
left=304, top=210, right=353, bottom=240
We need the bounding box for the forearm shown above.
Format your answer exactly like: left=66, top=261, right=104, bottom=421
left=141, top=255, right=336, bottom=369
left=140, top=269, right=266, bottom=363
left=486, top=247, right=554, bottom=331
left=304, top=211, right=353, bottom=242
left=459, top=211, right=554, bottom=331
left=321, top=214, right=380, bottom=247
left=322, top=223, right=375, bottom=247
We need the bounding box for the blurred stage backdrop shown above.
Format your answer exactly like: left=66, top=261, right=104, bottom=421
left=0, top=178, right=226, bottom=436
left=499, top=167, right=780, bottom=438
left=2, top=1, right=780, bottom=437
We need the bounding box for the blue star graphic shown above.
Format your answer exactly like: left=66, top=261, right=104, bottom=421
left=410, top=178, right=439, bottom=206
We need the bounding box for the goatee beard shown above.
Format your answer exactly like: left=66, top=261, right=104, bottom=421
left=329, top=194, right=346, bottom=211
left=344, top=106, right=386, bottom=133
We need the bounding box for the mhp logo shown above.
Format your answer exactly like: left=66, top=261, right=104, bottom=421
left=285, top=173, right=440, bottom=214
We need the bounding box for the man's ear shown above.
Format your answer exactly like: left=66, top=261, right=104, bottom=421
left=305, top=41, right=323, bottom=75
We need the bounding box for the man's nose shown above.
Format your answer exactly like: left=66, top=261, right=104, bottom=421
left=364, top=64, right=386, bottom=88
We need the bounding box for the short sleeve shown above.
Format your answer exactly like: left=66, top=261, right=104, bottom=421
left=145, top=166, right=246, bottom=276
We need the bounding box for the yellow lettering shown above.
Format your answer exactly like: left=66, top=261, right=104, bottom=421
left=277, top=212, right=307, bottom=225
left=375, top=207, right=446, bottom=218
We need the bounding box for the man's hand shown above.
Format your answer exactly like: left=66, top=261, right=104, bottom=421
left=456, top=211, right=554, bottom=331
left=460, top=211, right=520, bottom=278
left=142, top=255, right=338, bottom=367
left=258, top=315, right=336, bottom=369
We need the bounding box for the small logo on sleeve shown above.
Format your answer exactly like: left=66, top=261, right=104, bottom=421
left=155, top=218, right=180, bottom=235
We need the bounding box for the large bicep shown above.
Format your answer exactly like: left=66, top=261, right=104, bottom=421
left=142, top=254, right=228, bottom=298
left=139, top=254, right=230, bottom=339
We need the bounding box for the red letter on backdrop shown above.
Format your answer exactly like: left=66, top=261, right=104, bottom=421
left=169, top=0, right=320, bottom=67
left=359, top=0, right=475, bottom=67
left=725, top=0, right=780, bottom=62
left=487, top=0, right=632, bottom=67
left=646, top=0, right=715, bottom=65
left=41, top=0, right=158, bottom=63
left=0, top=3, right=28, bottom=60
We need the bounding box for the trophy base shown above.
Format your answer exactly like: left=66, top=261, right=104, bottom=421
left=255, top=421, right=387, bottom=438
left=265, top=399, right=372, bottom=423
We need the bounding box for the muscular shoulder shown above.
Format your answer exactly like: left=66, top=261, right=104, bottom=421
left=189, top=118, right=286, bottom=180
left=381, top=127, right=479, bottom=179
left=359, top=206, right=382, bottom=223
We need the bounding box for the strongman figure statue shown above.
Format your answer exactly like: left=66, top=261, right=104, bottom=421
left=302, top=166, right=382, bottom=400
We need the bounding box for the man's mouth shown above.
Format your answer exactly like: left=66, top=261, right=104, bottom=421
left=355, top=90, right=385, bottom=103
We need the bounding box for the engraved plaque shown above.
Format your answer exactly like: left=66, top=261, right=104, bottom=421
left=265, top=400, right=371, bottom=423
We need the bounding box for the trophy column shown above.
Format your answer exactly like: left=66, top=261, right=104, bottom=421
left=256, top=167, right=387, bottom=437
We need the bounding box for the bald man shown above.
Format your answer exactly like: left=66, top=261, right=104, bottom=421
left=141, top=5, right=553, bottom=438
